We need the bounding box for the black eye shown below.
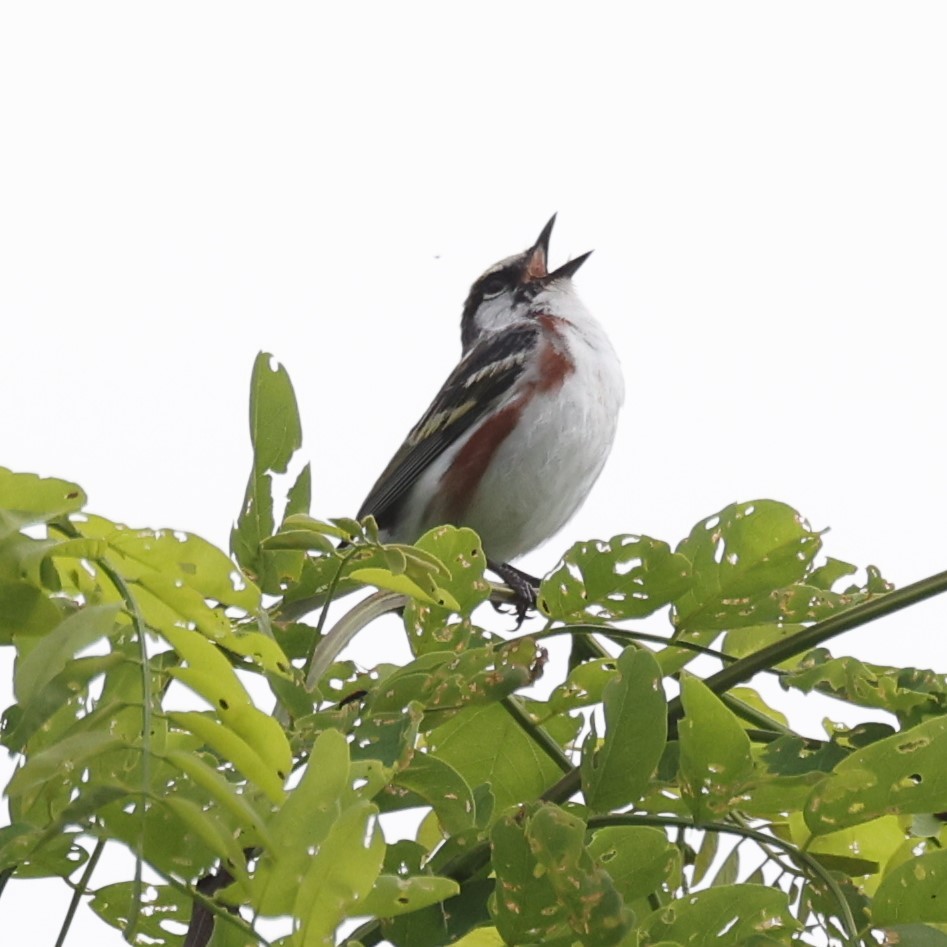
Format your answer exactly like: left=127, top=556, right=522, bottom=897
left=480, top=274, right=507, bottom=298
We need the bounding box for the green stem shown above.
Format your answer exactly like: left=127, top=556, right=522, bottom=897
left=500, top=697, right=573, bottom=774
left=54, top=837, right=106, bottom=947
left=543, top=568, right=947, bottom=805
left=94, top=558, right=152, bottom=939
left=720, top=692, right=794, bottom=736
left=531, top=623, right=779, bottom=673
left=685, top=568, right=947, bottom=708
left=49, top=519, right=154, bottom=940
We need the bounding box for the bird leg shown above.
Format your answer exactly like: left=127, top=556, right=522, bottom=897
left=488, top=560, right=540, bottom=626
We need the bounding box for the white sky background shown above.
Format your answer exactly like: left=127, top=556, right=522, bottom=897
left=2, top=3, right=947, bottom=944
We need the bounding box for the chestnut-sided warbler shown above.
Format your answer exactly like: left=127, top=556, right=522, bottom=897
left=358, top=215, right=624, bottom=601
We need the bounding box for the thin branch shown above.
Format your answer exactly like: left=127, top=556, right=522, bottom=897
left=500, top=697, right=573, bottom=774
left=54, top=837, right=106, bottom=947
left=542, top=568, right=947, bottom=805
left=530, top=623, right=782, bottom=674
left=92, top=557, right=153, bottom=939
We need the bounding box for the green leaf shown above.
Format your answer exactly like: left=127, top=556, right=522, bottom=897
left=218, top=629, right=293, bottom=678
left=548, top=657, right=619, bottom=713
left=105, top=527, right=262, bottom=611
left=351, top=705, right=423, bottom=769
left=874, top=849, right=947, bottom=923
left=678, top=674, right=755, bottom=820
left=805, top=715, right=947, bottom=834
left=582, top=647, right=667, bottom=812
left=383, top=879, right=495, bottom=947
left=401, top=526, right=491, bottom=654
left=360, top=873, right=460, bottom=918
left=161, top=796, right=251, bottom=885
left=392, top=753, right=477, bottom=834
left=541, top=534, right=691, bottom=622
left=349, top=566, right=460, bottom=610
left=0, top=468, right=86, bottom=538
left=167, top=711, right=286, bottom=804
left=90, top=882, right=205, bottom=946
left=428, top=703, right=563, bottom=816
left=642, top=885, right=800, bottom=946
left=0, top=579, right=65, bottom=642
left=13, top=603, right=122, bottom=705
left=490, top=803, right=632, bottom=946
left=720, top=623, right=810, bottom=673
left=367, top=639, right=544, bottom=730
left=759, top=734, right=846, bottom=777
left=162, top=624, right=293, bottom=736
left=286, top=462, right=312, bottom=518
left=6, top=731, right=126, bottom=800
left=587, top=826, right=680, bottom=904
left=231, top=352, right=303, bottom=571
left=161, top=623, right=256, bottom=711
left=672, top=500, right=822, bottom=634
left=3, top=653, right=124, bottom=752
left=162, top=749, right=272, bottom=848
left=881, top=926, right=947, bottom=947
left=783, top=649, right=947, bottom=726
left=247, top=352, right=303, bottom=477
left=249, top=728, right=389, bottom=921
left=0, top=826, right=87, bottom=878
left=294, top=799, right=385, bottom=944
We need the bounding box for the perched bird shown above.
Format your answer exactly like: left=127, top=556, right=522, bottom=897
left=358, top=215, right=624, bottom=607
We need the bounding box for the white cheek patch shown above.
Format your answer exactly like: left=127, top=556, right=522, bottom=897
left=474, top=295, right=529, bottom=337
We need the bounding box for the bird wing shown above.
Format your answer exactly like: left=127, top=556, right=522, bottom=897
left=358, top=323, right=540, bottom=530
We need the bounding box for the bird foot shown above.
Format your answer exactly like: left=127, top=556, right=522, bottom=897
left=488, top=560, right=540, bottom=628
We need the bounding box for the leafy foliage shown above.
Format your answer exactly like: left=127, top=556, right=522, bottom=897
left=2, top=351, right=947, bottom=946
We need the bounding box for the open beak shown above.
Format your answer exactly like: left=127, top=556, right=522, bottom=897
left=545, top=248, right=593, bottom=282
left=522, top=214, right=557, bottom=282
left=522, top=213, right=592, bottom=284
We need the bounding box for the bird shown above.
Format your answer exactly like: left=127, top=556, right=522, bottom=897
left=357, top=215, right=624, bottom=612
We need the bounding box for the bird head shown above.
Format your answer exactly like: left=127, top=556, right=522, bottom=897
left=460, top=214, right=593, bottom=352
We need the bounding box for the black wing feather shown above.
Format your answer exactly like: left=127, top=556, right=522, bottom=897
left=358, top=323, right=540, bottom=529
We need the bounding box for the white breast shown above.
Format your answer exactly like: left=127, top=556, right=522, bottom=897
left=401, top=285, right=624, bottom=562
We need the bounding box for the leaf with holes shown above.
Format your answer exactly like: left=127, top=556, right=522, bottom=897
left=540, top=534, right=691, bottom=622
left=641, top=884, right=800, bottom=946
left=167, top=711, right=286, bottom=804
left=874, top=849, right=947, bottom=924
left=102, top=526, right=261, bottom=611
left=782, top=650, right=947, bottom=727
left=360, top=873, right=460, bottom=918
left=231, top=352, right=303, bottom=572
left=366, top=639, right=544, bottom=730
left=402, top=526, right=490, bottom=654
left=548, top=657, right=619, bottom=713
left=249, top=728, right=390, bottom=919
left=490, top=803, right=632, bottom=947
left=672, top=500, right=822, bottom=634
left=587, top=826, right=680, bottom=905
left=805, top=715, right=947, bottom=834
